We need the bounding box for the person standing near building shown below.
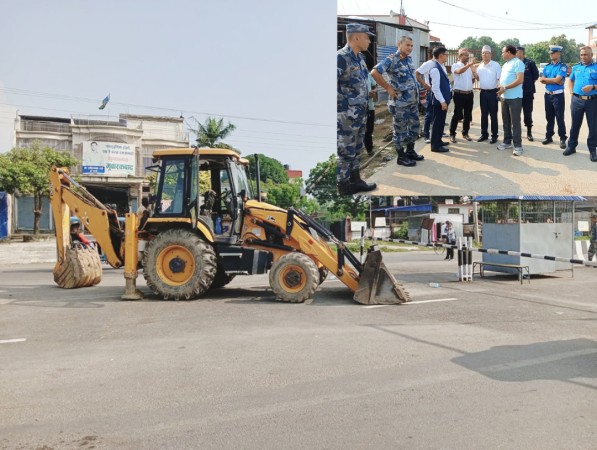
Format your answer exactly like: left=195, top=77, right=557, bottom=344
left=497, top=45, right=525, bottom=156
left=515, top=46, right=539, bottom=141
left=449, top=48, right=478, bottom=143
left=588, top=214, right=597, bottom=262
left=564, top=46, right=597, bottom=162
left=428, top=47, right=452, bottom=153
left=443, top=221, right=456, bottom=260
left=416, top=55, right=437, bottom=144
left=539, top=45, right=568, bottom=149
left=476, top=45, right=502, bottom=144
left=364, top=72, right=378, bottom=154
left=337, top=23, right=377, bottom=195
left=372, top=36, right=424, bottom=167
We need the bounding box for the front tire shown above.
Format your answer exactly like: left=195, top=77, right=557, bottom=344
left=269, top=253, right=319, bottom=303
left=143, top=229, right=217, bottom=300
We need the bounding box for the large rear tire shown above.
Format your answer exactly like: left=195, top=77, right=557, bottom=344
left=269, top=253, right=319, bottom=303
left=143, top=229, right=217, bottom=300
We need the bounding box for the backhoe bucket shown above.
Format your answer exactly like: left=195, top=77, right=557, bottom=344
left=353, top=250, right=410, bottom=305
left=53, top=245, right=102, bottom=289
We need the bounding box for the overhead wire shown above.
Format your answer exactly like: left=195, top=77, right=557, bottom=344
left=0, top=86, right=333, bottom=128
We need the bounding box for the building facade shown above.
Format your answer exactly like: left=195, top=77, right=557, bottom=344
left=11, top=113, right=189, bottom=232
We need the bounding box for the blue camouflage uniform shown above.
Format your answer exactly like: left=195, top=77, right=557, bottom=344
left=543, top=49, right=568, bottom=141
left=337, top=33, right=369, bottom=183
left=567, top=60, right=597, bottom=159
left=373, top=52, right=420, bottom=152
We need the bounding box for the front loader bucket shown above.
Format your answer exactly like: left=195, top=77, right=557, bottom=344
left=53, top=245, right=102, bottom=289
left=353, top=250, right=410, bottom=305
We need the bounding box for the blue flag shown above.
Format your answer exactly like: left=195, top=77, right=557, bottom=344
left=98, top=94, right=110, bottom=110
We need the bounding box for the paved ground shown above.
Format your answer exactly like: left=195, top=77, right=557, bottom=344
left=365, top=84, right=596, bottom=196
left=1, top=251, right=596, bottom=449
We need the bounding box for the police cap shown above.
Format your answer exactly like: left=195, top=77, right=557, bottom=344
left=549, top=45, right=563, bottom=53
left=516, top=46, right=525, bottom=52
left=346, top=23, right=375, bottom=36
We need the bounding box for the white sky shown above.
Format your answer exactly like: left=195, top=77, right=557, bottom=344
left=338, top=0, right=594, bottom=49
left=0, top=0, right=336, bottom=179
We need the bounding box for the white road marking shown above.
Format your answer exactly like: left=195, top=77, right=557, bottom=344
left=362, top=298, right=460, bottom=308
left=408, top=298, right=459, bottom=304
left=0, top=338, right=26, bottom=344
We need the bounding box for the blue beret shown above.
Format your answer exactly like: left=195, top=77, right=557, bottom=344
left=549, top=45, right=563, bottom=52
left=346, top=23, right=375, bottom=36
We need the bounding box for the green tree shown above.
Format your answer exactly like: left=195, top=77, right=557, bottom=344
left=306, top=154, right=368, bottom=219
left=525, top=35, right=582, bottom=66
left=266, top=182, right=301, bottom=209
left=0, top=141, right=79, bottom=235
left=191, top=116, right=236, bottom=148
left=246, top=154, right=289, bottom=184
left=458, top=36, right=499, bottom=59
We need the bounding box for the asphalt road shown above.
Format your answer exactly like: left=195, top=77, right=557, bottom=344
left=1, top=253, right=596, bottom=449
left=366, top=83, right=597, bottom=196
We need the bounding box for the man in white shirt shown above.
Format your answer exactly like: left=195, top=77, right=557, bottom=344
left=416, top=57, right=437, bottom=144
left=428, top=47, right=452, bottom=153
left=497, top=45, right=525, bottom=156
left=449, top=48, right=479, bottom=142
left=476, top=45, right=502, bottom=144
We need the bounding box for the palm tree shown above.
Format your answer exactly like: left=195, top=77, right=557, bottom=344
left=192, top=117, right=236, bottom=148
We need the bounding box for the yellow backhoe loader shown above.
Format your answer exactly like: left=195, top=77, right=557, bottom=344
left=49, top=148, right=410, bottom=304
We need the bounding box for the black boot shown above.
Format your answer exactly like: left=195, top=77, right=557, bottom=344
left=405, top=142, right=424, bottom=161
left=527, top=127, right=534, bottom=142
left=349, top=170, right=376, bottom=193
left=337, top=180, right=354, bottom=196
left=397, top=147, right=416, bottom=167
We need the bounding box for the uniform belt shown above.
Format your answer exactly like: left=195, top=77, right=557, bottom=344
left=546, top=89, right=564, bottom=95
left=573, top=93, right=597, bottom=100
left=454, top=89, right=473, bottom=94
left=480, top=88, right=498, bottom=92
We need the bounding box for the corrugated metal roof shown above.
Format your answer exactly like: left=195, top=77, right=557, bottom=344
left=376, top=45, right=397, bottom=64
left=373, top=204, right=433, bottom=213
left=473, top=196, right=586, bottom=202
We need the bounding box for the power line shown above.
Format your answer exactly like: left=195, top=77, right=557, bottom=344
left=435, top=0, right=595, bottom=28
left=0, top=87, right=334, bottom=128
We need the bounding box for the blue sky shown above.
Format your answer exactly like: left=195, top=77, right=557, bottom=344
left=338, top=0, right=594, bottom=49
left=0, top=0, right=336, bottom=179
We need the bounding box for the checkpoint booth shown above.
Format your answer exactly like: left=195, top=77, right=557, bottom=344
left=474, top=195, right=585, bottom=276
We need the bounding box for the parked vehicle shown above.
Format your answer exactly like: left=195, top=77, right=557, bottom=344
left=49, top=148, right=410, bottom=304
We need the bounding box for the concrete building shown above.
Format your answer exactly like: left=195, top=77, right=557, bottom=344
left=10, top=113, right=189, bottom=232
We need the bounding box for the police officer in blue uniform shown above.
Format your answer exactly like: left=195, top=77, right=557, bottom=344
left=564, top=46, right=597, bottom=161
left=337, top=23, right=377, bottom=195
left=539, top=45, right=568, bottom=149
left=515, top=46, right=539, bottom=141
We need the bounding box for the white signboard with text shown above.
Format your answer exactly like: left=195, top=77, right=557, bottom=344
left=82, top=141, right=135, bottom=176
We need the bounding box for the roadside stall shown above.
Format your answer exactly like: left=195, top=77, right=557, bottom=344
left=474, top=196, right=585, bottom=276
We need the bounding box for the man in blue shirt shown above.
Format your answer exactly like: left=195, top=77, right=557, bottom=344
left=564, top=46, right=597, bottom=162
left=497, top=45, right=525, bottom=156
left=337, top=23, right=377, bottom=195
left=539, top=45, right=568, bottom=149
